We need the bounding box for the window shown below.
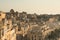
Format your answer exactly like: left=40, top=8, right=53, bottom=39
left=7, top=24, right=9, bottom=29
left=0, top=14, right=1, bottom=16
left=32, top=35, right=33, bottom=40
left=2, top=18, right=5, bottom=25
left=34, top=35, right=36, bottom=40
left=0, top=29, right=1, bottom=39
left=4, top=39, right=7, bottom=40
left=18, top=26, right=21, bottom=31
left=2, top=28, right=4, bottom=36
left=18, top=28, right=21, bottom=31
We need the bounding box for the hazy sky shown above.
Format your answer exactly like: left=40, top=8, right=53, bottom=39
left=0, top=0, right=60, bottom=14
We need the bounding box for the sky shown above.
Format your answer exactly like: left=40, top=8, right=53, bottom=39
left=0, top=0, right=60, bottom=14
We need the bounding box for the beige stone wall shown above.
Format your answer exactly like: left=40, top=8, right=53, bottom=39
left=0, top=12, right=6, bottom=21
left=1, top=29, right=16, bottom=40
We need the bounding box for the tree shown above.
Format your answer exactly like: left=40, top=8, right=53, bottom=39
left=10, top=9, right=14, bottom=13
